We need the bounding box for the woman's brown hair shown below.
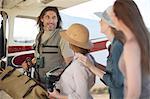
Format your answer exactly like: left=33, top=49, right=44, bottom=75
left=111, top=27, right=126, bottom=44
left=69, top=44, right=89, bottom=55
left=113, top=0, right=150, bottom=74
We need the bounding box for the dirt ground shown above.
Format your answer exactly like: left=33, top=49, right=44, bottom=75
left=92, top=94, right=109, bottom=99
left=0, top=90, right=109, bottom=99
left=91, top=81, right=109, bottom=99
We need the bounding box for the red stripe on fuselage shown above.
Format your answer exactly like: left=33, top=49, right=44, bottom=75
left=8, top=46, right=33, bottom=53
left=90, top=40, right=108, bottom=52
left=8, top=41, right=107, bottom=54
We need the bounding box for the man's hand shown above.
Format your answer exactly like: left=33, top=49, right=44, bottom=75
left=31, top=58, right=36, bottom=65
left=21, top=57, right=35, bottom=70
left=21, top=61, right=29, bottom=70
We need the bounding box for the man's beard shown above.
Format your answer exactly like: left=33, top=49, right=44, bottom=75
left=44, top=25, right=56, bottom=31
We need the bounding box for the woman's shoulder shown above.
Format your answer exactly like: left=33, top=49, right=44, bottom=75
left=124, top=40, right=139, bottom=50
left=72, top=59, right=86, bottom=68
left=124, top=40, right=140, bottom=57
left=73, top=59, right=90, bottom=71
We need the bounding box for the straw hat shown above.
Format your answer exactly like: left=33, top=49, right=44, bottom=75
left=60, top=23, right=93, bottom=49
left=94, top=6, right=115, bottom=28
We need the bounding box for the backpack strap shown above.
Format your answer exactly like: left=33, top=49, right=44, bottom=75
left=58, top=60, right=72, bottom=78
left=1, top=67, right=16, bottom=80
left=23, top=84, right=38, bottom=98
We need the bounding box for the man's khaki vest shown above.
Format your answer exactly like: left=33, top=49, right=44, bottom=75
left=35, top=29, right=65, bottom=78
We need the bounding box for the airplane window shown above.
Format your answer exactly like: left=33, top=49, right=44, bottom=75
left=13, top=17, right=38, bottom=43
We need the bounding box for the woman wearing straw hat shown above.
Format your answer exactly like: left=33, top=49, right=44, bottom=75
left=77, top=6, right=125, bottom=99
left=49, top=23, right=95, bottom=99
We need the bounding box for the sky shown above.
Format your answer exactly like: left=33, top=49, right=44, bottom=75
left=59, top=0, right=150, bottom=41
left=61, top=0, right=150, bottom=28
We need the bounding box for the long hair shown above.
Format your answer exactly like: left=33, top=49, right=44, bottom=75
left=113, top=0, right=150, bottom=74
left=37, top=6, right=62, bottom=32
left=36, top=6, right=62, bottom=52
left=111, top=27, right=126, bottom=44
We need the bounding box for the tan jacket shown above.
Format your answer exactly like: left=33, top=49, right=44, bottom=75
left=56, top=53, right=95, bottom=99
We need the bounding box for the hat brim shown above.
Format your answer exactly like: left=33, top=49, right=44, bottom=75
left=94, top=11, right=116, bottom=28
left=60, top=31, right=93, bottom=49
left=94, top=12, right=103, bottom=18
left=94, top=12, right=109, bottom=24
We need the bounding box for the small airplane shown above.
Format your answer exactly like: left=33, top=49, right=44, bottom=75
left=0, top=0, right=108, bottom=69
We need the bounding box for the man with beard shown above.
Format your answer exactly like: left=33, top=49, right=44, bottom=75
left=31, top=6, right=73, bottom=88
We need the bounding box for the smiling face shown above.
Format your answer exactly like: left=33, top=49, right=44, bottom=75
left=41, top=10, right=58, bottom=31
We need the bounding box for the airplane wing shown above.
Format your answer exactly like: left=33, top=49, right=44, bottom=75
left=0, top=0, right=90, bottom=17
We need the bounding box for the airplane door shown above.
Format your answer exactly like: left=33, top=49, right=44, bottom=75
left=7, top=16, right=38, bottom=67
left=0, top=11, right=7, bottom=68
